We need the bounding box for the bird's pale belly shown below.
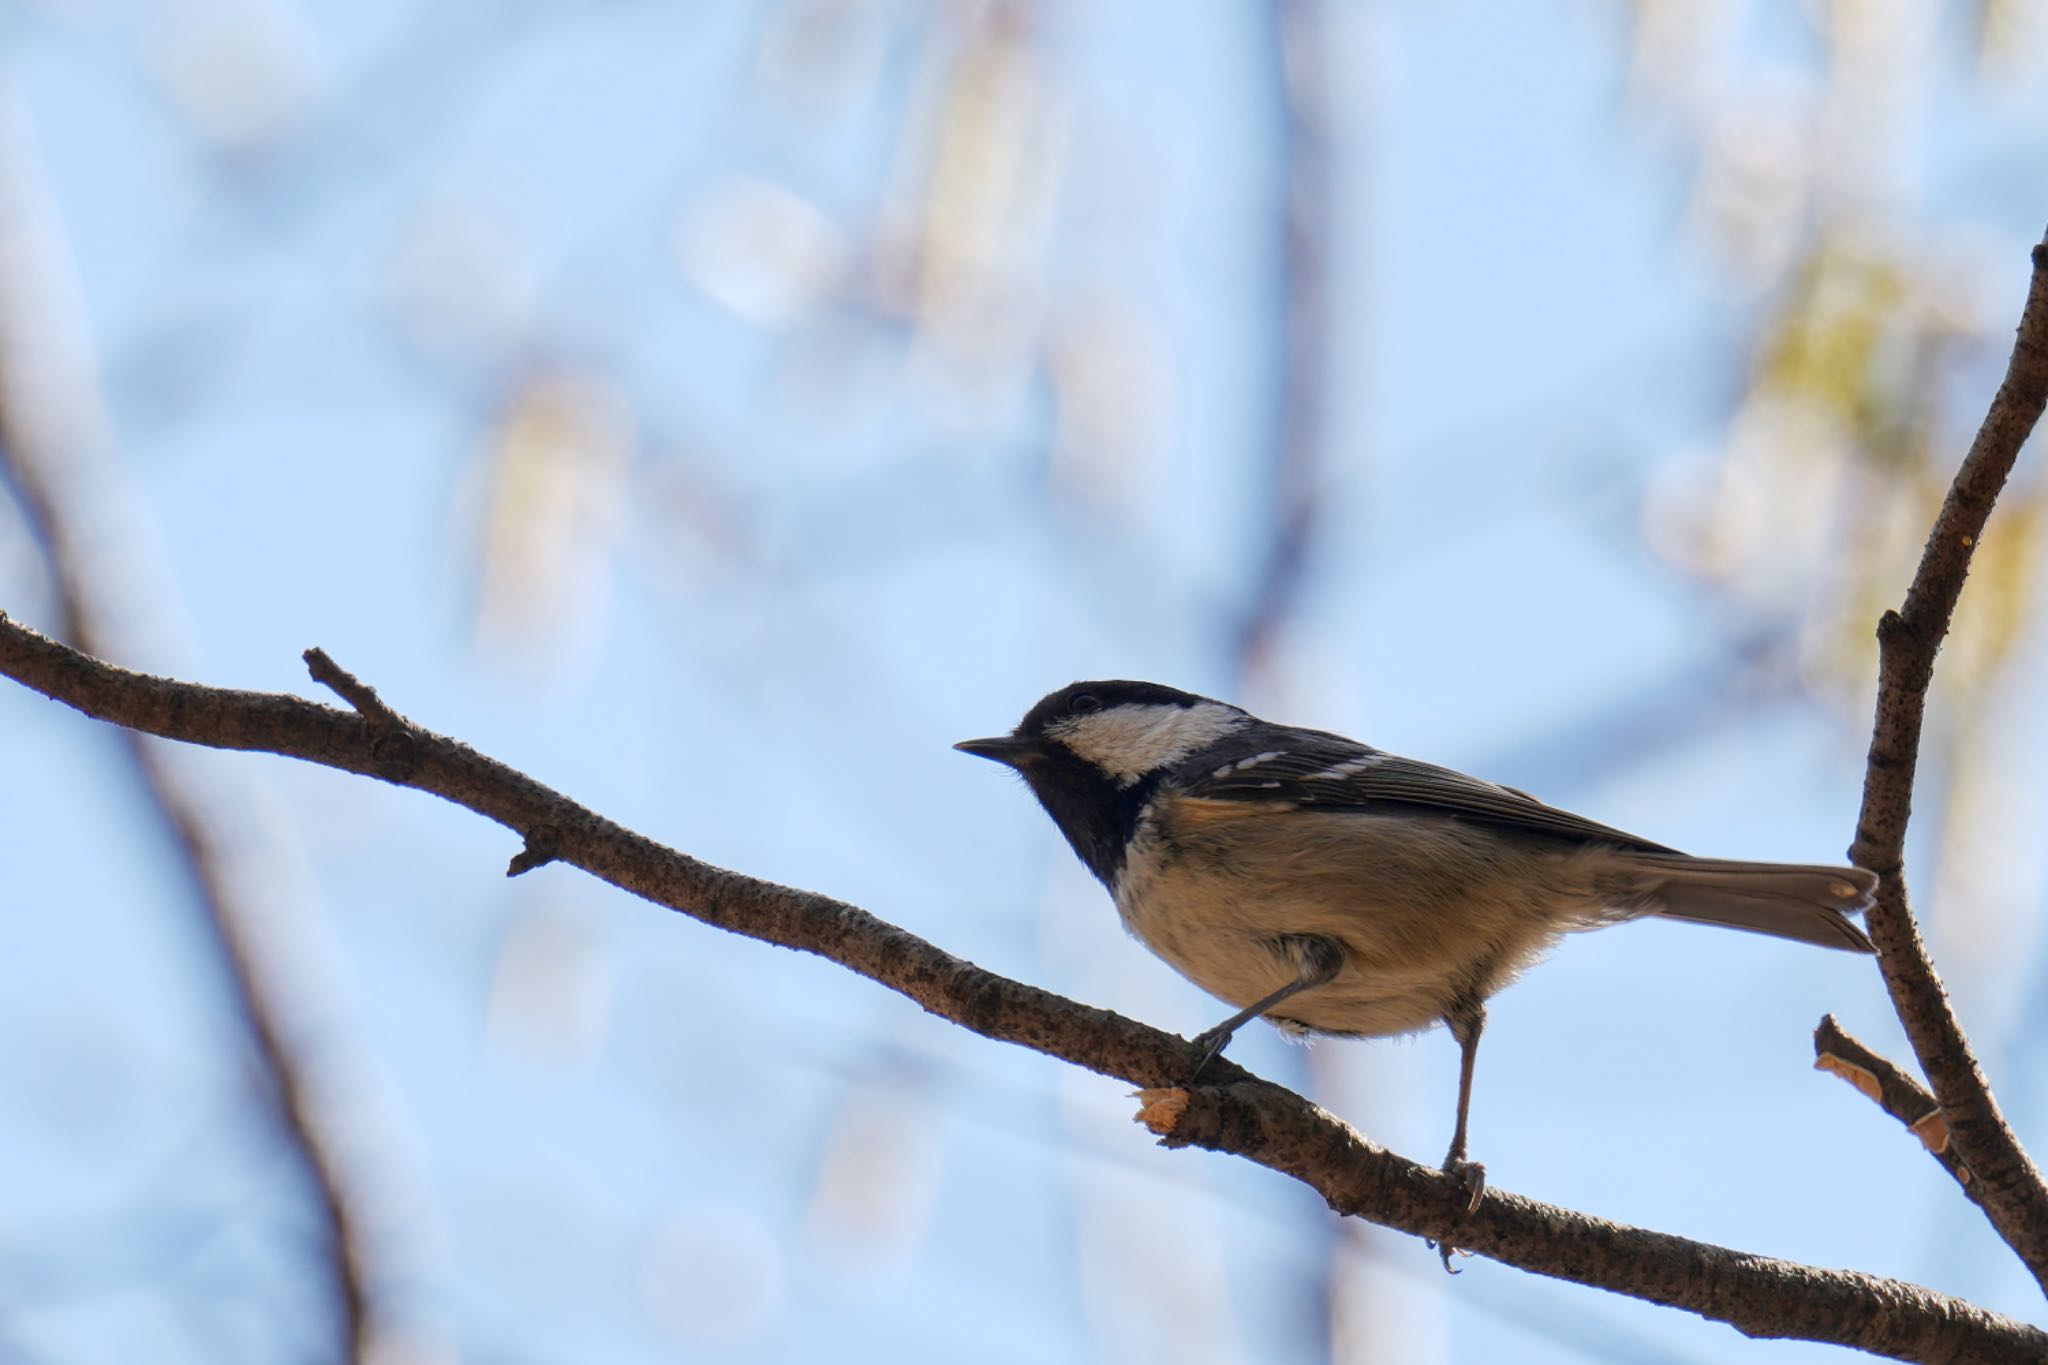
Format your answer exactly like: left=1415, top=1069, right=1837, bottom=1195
left=1111, top=804, right=1609, bottom=1039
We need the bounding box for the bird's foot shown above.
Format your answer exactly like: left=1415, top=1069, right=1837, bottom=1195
left=1429, top=1155, right=1485, bottom=1272
left=1443, top=1155, right=1486, bottom=1214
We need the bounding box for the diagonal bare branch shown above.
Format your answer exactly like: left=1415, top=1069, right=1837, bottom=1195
left=1848, top=228, right=2048, bottom=1291
left=0, top=614, right=2039, bottom=1364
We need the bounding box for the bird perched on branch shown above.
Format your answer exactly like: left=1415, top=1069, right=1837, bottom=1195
left=956, top=680, right=1877, bottom=1211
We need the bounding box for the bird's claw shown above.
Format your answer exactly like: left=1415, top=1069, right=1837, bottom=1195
left=1444, top=1156, right=1486, bottom=1214
left=1186, top=1026, right=1233, bottom=1083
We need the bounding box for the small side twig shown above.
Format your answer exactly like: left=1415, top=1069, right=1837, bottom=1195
left=1814, top=1015, right=1972, bottom=1197
left=305, top=648, right=420, bottom=777
left=506, top=826, right=560, bottom=877
left=304, top=648, right=401, bottom=727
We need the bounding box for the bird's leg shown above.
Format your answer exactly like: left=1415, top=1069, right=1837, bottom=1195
left=1188, top=935, right=1343, bottom=1081
left=1442, top=1000, right=1487, bottom=1207
left=1426, top=998, right=1489, bottom=1271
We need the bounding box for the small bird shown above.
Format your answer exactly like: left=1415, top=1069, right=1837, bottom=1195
left=956, top=680, right=1877, bottom=1207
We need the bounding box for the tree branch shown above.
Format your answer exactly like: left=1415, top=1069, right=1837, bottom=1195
left=0, top=615, right=2038, bottom=1363
left=1848, top=228, right=2048, bottom=1290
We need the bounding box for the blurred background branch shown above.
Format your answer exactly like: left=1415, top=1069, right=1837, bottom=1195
left=0, top=94, right=420, bottom=1365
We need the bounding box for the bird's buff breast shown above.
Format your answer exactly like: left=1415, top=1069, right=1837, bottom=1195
left=1111, top=799, right=1603, bottom=1038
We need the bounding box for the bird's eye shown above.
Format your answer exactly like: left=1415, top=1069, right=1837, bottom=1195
left=1068, top=692, right=1102, bottom=716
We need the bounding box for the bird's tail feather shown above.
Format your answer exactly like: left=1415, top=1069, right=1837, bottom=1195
left=1604, top=854, right=1878, bottom=953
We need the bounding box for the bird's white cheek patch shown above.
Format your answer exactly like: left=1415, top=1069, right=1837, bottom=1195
left=1051, top=702, right=1246, bottom=786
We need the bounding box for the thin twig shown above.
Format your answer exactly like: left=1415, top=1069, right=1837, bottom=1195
left=0, top=615, right=2037, bottom=1364
left=1814, top=1014, right=1974, bottom=1197
left=505, top=825, right=561, bottom=877
left=1849, top=228, right=2048, bottom=1290
left=304, top=648, right=402, bottom=727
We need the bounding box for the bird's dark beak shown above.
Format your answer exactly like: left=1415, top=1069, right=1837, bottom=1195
left=954, top=735, right=1043, bottom=768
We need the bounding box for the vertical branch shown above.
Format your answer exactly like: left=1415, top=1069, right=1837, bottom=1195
left=1849, top=229, right=2048, bottom=1289
left=0, top=105, right=376, bottom=1359
left=1242, top=4, right=1355, bottom=1361
left=1236, top=0, right=1335, bottom=683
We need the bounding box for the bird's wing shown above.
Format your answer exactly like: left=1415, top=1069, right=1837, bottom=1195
left=1172, top=728, right=1680, bottom=854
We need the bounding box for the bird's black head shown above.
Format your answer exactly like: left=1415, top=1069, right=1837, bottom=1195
left=955, top=681, right=1247, bottom=884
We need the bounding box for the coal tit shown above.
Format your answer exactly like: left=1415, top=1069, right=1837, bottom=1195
left=957, top=680, right=1877, bottom=1203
